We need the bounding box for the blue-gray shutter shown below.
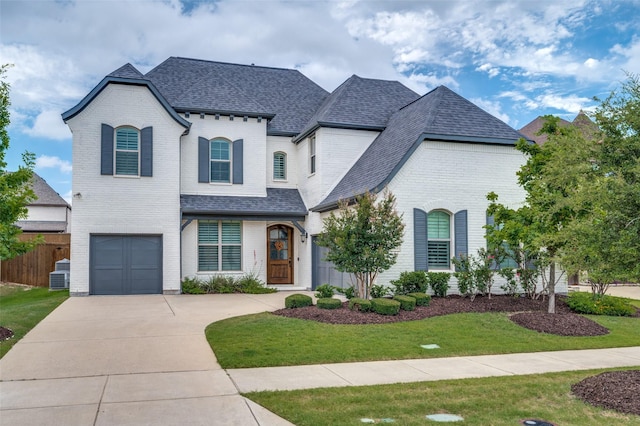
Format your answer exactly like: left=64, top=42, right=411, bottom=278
left=140, top=127, right=153, bottom=177
left=232, top=139, right=243, bottom=184
left=198, top=137, right=209, bottom=183
left=414, top=208, right=428, bottom=271
left=101, top=124, right=114, bottom=175
left=454, top=210, right=468, bottom=271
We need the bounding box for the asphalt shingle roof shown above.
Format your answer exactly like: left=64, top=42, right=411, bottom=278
left=295, top=75, right=419, bottom=141
left=108, top=63, right=144, bottom=79
left=144, top=57, right=329, bottom=135
left=313, top=86, right=528, bottom=211
left=181, top=188, right=307, bottom=218
left=30, top=173, right=70, bottom=207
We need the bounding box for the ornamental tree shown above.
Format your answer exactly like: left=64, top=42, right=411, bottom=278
left=316, top=190, right=405, bottom=299
left=0, top=64, right=40, bottom=260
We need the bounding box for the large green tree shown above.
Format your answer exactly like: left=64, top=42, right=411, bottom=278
left=0, top=64, right=40, bottom=260
left=316, top=190, right=405, bottom=299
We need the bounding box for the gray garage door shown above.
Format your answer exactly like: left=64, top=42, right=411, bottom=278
left=90, top=235, right=162, bottom=295
left=311, top=236, right=351, bottom=290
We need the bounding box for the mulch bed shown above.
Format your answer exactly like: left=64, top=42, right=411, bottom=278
left=572, top=370, right=640, bottom=416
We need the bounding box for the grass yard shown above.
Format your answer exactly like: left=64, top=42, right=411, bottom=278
left=206, top=311, right=640, bottom=368
left=0, top=284, right=68, bottom=358
left=245, top=368, right=640, bottom=426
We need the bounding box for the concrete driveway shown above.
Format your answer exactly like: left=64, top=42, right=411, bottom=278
left=0, top=292, right=308, bottom=426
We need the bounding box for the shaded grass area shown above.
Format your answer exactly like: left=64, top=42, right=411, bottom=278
left=0, top=285, right=68, bottom=358
left=246, top=368, right=640, bottom=426
left=206, top=312, right=640, bottom=368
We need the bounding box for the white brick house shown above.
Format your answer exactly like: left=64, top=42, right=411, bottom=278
left=62, top=57, right=559, bottom=296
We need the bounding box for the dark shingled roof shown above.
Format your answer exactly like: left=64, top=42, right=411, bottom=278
left=313, top=86, right=528, bottom=211
left=181, top=188, right=307, bottom=218
left=31, top=173, right=70, bottom=207
left=145, top=57, right=329, bottom=136
left=295, top=75, right=419, bottom=141
left=16, top=220, right=67, bottom=232
left=108, top=63, right=144, bottom=79
left=519, top=111, right=599, bottom=145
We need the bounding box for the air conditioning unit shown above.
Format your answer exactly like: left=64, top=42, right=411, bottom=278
left=55, top=258, right=70, bottom=272
left=49, top=271, right=70, bottom=290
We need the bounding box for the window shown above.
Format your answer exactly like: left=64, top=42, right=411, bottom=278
left=427, top=211, right=450, bottom=269
left=273, top=151, right=287, bottom=180
left=309, top=134, right=316, bottom=174
left=198, top=220, right=242, bottom=271
left=210, top=138, right=231, bottom=183
left=115, top=127, right=139, bottom=176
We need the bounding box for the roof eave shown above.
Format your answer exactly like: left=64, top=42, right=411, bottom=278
left=422, top=133, right=530, bottom=145
left=61, top=77, right=191, bottom=130
left=293, top=121, right=386, bottom=144
left=174, top=107, right=276, bottom=121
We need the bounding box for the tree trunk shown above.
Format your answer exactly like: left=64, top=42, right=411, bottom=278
left=547, top=262, right=556, bottom=314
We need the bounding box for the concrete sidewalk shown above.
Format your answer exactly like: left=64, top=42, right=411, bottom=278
left=1, top=289, right=638, bottom=425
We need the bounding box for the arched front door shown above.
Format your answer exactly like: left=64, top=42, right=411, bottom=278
left=267, top=225, right=293, bottom=284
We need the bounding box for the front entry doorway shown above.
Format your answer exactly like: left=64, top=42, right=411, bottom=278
left=267, top=225, right=293, bottom=284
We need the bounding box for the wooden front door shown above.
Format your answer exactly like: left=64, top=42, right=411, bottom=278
left=267, top=225, right=293, bottom=284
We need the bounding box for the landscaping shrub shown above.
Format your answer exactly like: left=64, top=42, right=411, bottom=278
left=317, top=297, right=342, bottom=310
left=237, top=274, right=277, bottom=294
left=348, top=297, right=372, bottom=312
left=427, top=272, right=451, bottom=297
left=393, top=295, right=416, bottom=311
left=285, top=294, right=313, bottom=309
left=181, top=277, right=205, bottom=294
left=390, top=271, right=429, bottom=295
left=566, top=292, right=635, bottom=316
left=371, top=298, right=401, bottom=315
left=335, top=285, right=356, bottom=300
left=204, top=275, right=238, bottom=293
left=315, top=284, right=335, bottom=299
left=408, top=292, right=431, bottom=306
left=370, top=284, right=390, bottom=299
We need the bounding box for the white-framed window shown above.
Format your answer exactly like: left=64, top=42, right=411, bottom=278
left=115, top=126, right=140, bottom=176
left=427, top=210, right=450, bottom=269
left=210, top=138, right=232, bottom=183
left=198, top=220, right=242, bottom=271
left=273, top=151, right=287, bottom=180
left=309, top=134, right=316, bottom=175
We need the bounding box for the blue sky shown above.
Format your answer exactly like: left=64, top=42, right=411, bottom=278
left=1, top=0, right=639, bottom=202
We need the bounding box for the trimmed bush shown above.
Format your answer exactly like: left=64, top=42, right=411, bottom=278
left=408, top=292, right=431, bottom=306
left=370, top=284, right=390, bottom=298
left=181, top=277, right=205, bottom=294
left=393, top=295, right=416, bottom=311
left=371, top=298, right=401, bottom=316
left=317, top=297, right=342, bottom=310
left=237, top=274, right=278, bottom=294
left=427, top=272, right=451, bottom=297
left=390, top=271, right=429, bottom=295
left=335, top=285, right=356, bottom=300
left=348, top=297, right=372, bottom=312
left=566, top=292, right=635, bottom=316
left=285, top=294, right=313, bottom=309
left=315, top=284, right=335, bottom=299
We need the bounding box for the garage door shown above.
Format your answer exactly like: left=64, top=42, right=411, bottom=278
left=311, top=236, right=350, bottom=290
left=90, top=235, right=162, bottom=295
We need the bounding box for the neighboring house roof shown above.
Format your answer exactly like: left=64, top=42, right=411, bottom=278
left=313, top=86, right=529, bottom=212
left=30, top=173, right=70, bottom=207
left=294, top=75, right=420, bottom=142
left=519, top=111, right=599, bottom=145
left=181, top=188, right=307, bottom=219
left=15, top=220, right=67, bottom=232
left=144, top=57, right=329, bottom=136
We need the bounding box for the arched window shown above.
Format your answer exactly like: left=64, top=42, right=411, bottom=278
left=210, top=138, right=231, bottom=183
left=115, top=126, right=140, bottom=176
left=427, top=210, right=450, bottom=269
left=273, top=151, right=287, bottom=180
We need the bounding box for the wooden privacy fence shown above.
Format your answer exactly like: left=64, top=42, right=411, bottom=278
left=1, top=233, right=71, bottom=287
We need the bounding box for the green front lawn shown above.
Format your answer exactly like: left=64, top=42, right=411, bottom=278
left=246, top=368, right=640, bottom=425
left=0, top=285, right=68, bottom=358
left=206, top=312, right=640, bottom=368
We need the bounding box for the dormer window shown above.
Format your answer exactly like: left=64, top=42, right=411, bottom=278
left=273, top=151, right=287, bottom=180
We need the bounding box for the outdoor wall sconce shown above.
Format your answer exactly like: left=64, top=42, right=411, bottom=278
left=300, top=232, right=308, bottom=243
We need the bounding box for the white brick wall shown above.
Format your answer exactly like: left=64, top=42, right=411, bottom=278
left=66, top=84, right=186, bottom=295
left=180, top=114, right=267, bottom=197
left=266, top=136, right=298, bottom=189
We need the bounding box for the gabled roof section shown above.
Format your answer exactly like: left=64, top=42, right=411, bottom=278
left=30, top=173, right=69, bottom=207
left=294, top=75, right=419, bottom=142
left=313, top=86, right=528, bottom=212
left=62, top=64, right=191, bottom=129
left=519, top=111, right=599, bottom=145
left=144, top=57, right=329, bottom=136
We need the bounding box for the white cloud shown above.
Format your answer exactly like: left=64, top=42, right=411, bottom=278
left=470, top=98, right=511, bottom=125
left=36, top=155, right=72, bottom=174
left=534, top=93, right=593, bottom=113
left=23, top=109, right=72, bottom=140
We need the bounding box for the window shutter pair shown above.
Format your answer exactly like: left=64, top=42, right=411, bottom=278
left=198, top=137, right=243, bottom=184
left=100, top=124, right=152, bottom=176
left=413, top=208, right=467, bottom=271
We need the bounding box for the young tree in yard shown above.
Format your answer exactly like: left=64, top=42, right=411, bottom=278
left=0, top=64, right=40, bottom=260
left=316, top=190, right=405, bottom=299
